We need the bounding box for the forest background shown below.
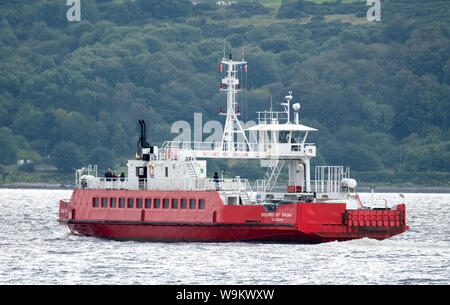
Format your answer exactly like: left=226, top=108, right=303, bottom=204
left=0, top=0, right=449, bottom=187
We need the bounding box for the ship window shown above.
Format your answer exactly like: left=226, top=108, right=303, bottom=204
left=137, top=198, right=142, bottom=208
left=163, top=198, right=169, bottom=209
left=199, top=199, right=205, bottom=209
left=190, top=199, right=196, bottom=209
left=154, top=198, right=160, bottom=208
left=110, top=198, right=116, bottom=208
left=172, top=199, right=178, bottom=209
left=119, top=198, right=125, bottom=208
left=101, top=197, right=107, bottom=208
left=291, top=131, right=304, bottom=143
left=145, top=198, right=151, bottom=208
left=279, top=131, right=290, bottom=143
left=128, top=198, right=134, bottom=208
left=181, top=199, right=187, bottom=209
left=93, top=197, right=99, bottom=208
left=165, top=167, right=168, bottom=177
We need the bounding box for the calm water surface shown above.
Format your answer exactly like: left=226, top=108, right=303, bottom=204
left=0, top=189, right=448, bottom=284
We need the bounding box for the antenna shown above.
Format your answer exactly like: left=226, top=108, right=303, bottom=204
left=219, top=54, right=251, bottom=152
left=281, top=91, right=293, bottom=123
left=223, top=40, right=226, bottom=59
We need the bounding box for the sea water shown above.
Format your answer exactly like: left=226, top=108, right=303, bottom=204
left=0, top=189, right=448, bottom=285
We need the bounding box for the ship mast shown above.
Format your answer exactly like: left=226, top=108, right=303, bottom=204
left=219, top=54, right=252, bottom=152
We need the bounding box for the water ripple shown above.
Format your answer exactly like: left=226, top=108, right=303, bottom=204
left=0, top=189, right=448, bottom=284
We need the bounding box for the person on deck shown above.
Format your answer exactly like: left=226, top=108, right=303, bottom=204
left=105, top=168, right=112, bottom=182
left=213, top=171, right=219, bottom=191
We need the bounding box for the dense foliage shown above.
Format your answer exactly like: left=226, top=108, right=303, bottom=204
left=0, top=0, right=449, bottom=186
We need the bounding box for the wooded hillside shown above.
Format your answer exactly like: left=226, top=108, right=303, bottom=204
left=0, top=0, right=449, bottom=186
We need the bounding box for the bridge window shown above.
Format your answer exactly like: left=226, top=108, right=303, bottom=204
left=110, top=198, right=116, bottom=208
left=101, top=197, right=107, bottom=208
left=291, top=131, right=304, bottom=143
left=181, top=199, right=187, bottom=209
left=199, top=199, right=205, bottom=209
left=172, top=199, right=178, bottom=209
left=279, top=131, right=290, bottom=143
left=119, top=198, right=125, bottom=208
left=127, top=198, right=134, bottom=208
left=136, top=198, right=142, bottom=208
left=145, top=198, right=151, bottom=208
left=92, top=197, right=99, bottom=208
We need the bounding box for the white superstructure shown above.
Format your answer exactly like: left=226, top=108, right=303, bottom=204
left=76, top=54, right=359, bottom=208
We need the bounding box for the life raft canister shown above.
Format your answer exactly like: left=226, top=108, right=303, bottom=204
left=149, top=164, right=155, bottom=178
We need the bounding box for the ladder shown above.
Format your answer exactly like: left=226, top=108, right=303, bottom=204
left=185, top=157, right=198, bottom=178
left=264, top=159, right=285, bottom=192
left=240, top=191, right=253, bottom=204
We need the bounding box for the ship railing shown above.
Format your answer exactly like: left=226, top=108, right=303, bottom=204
left=191, top=178, right=252, bottom=192
left=312, top=179, right=342, bottom=194
left=77, top=177, right=189, bottom=191
left=284, top=180, right=343, bottom=193
left=255, top=180, right=307, bottom=193
left=255, top=179, right=268, bottom=192
left=76, top=177, right=129, bottom=190
left=254, top=179, right=344, bottom=194
left=161, top=141, right=259, bottom=155
left=76, top=176, right=252, bottom=193
left=77, top=177, right=344, bottom=194
left=313, top=165, right=350, bottom=193
left=160, top=141, right=318, bottom=159
left=256, top=110, right=288, bottom=124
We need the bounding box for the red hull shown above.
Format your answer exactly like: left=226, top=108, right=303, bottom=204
left=59, top=189, right=408, bottom=243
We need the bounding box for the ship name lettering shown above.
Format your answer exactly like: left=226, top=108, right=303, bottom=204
left=272, top=218, right=284, bottom=222
left=261, top=212, right=274, bottom=217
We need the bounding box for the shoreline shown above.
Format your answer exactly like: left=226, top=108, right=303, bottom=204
left=0, top=182, right=73, bottom=190
left=356, top=186, right=450, bottom=194
left=1, top=182, right=450, bottom=193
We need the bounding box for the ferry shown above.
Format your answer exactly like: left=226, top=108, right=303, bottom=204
left=59, top=54, right=409, bottom=243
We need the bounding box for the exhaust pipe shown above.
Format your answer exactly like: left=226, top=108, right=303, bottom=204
left=137, top=120, right=150, bottom=158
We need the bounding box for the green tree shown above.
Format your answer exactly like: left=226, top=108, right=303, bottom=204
left=88, top=147, right=114, bottom=172
left=0, top=18, right=19, bottom=47
left=246, top=52, right=280, bottom=89
left=10, top=103, right=46, bottom=141
left=0, top=127, right=19, bottom=165
left=51, top=141, right=82, bottom=173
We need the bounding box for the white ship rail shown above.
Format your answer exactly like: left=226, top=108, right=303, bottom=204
left=256, top=110, right=288, bottom=124
left=256, top=180, right=344, bottom=194
left=76, top=177, right=252, bottom=193
left=313, top=180, right=342, bottom=194
left=162, top=141, right=258, bottom=152
left=160, top=141, right=316, bottom=159
left=160, top=141, right=260, bottom=159
left=78, top=177, right=343, bottom=195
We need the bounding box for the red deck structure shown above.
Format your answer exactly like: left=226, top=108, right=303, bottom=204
left=59, top=189, right=408, bottom=242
